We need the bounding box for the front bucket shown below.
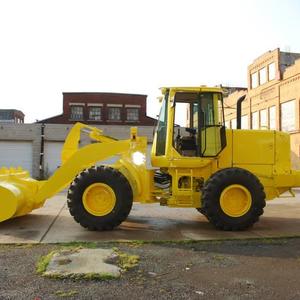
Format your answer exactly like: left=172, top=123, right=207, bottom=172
left=0, top=182, right=23, bottom=222
left=0, top=167, right=41, bottom=222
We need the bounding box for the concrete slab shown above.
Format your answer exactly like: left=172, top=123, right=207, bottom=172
left=0, top=194, right=66, bottom=243
left=44, top=248, right=121, bottom=278
left=1, top=192, right=300, bottom=243
left=42, top=200, right=262, bottom=243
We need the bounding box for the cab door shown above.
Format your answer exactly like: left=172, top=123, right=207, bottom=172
left=173, top=92, right=226, bottom=158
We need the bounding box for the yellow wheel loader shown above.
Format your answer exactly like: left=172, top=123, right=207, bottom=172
left=1, top=86, right=300, bottom=231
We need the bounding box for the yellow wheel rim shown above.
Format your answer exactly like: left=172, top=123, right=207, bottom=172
left=82, top=183, right=116, bottom=216
left=220, top=184, right=252, bottom=217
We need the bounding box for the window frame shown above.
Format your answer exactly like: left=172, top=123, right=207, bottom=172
left=269, top=106, right=276, bottom=130
left=88, top=106, right=102, bottom=121
left=268, top=62, right=276, bottom=81
left=281, top=100, right=296, bottom=132
left=260, top=109, right=268, bottom=129
left=108, top=106, right=122, bottom=121
left=70, top=105, right=84, bottom=121
left=251, top=72, right=258, bottom=89
left=259, top=67, right=267, bottom=85
left=126, top=107, right=139, bottom=121
left=241, top=115, right=248, bottom=129
left=251, top=111, right=259, bottom=129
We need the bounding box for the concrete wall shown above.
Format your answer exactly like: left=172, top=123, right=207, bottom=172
left=0, top=123, right=155, bottom=178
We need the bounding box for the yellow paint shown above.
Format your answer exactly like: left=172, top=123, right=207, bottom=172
left=220, top=184, right=252, bottom=217
left=232, top=130, right=275, bottom=165
left=82, top=183, right=116, bottom=216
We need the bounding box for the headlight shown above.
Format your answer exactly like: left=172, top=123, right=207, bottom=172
left=132, top=151, right=145, bottom=166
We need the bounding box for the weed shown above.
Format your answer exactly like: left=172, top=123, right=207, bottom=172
left=55, top=290, right=78, bottom=298
left=36, top=251, right=57, bottom=274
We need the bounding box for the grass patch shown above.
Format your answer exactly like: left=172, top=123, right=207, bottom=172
left=112, top=247, right=139, bottom=271
left=56, top=241, right=99, bottom=249
left=36, top=251, right=57, bottom=274
left=55, top=290, right=78, bottom=298
left=45, top=272, right=119, bottom=280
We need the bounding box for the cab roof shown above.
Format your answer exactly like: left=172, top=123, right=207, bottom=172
left=160, top=86, right=223, bottom=94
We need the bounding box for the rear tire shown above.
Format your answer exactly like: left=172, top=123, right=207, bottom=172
left=67, top=166, right=133, bottom=231
left=201, top=168, right=266, bottom=231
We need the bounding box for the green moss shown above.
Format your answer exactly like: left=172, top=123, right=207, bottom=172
left=213, top=254, right=226, bottom=261
left=57, top=242, right=99, bottom=249
left=55, top=290, right=78, bottom=297
left=113, top=248, right=139, bottom=271
left=81, top=272, right=118, bottom=280
left=45, top=272, right=119, bottom=280
left=36, top=251, right=57, bottom=274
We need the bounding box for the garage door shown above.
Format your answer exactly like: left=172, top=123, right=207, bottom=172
left=0, top=141, right=33, bottom=175
left=44, top=142, right=64, bottom=176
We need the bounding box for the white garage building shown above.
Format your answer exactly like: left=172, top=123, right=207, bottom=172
left=0, top=124, right=154, bottom=178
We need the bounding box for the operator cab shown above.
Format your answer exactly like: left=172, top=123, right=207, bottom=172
left=173, top=91, right=226, bottom=157
left=154, top=87, right=226, bottom=162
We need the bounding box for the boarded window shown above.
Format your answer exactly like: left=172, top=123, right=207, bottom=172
left=260, top=109, right=268, bottom=129
left=241, top=115, right=248, bottom=129
left=269, top=106, right=276, bottom=130
left=281, top=100, right=295, bottom=132
left=259, top=67, right=267, bottom=85
left=268, top=62, right=276, bottom=81
left=251, top=72, right=258, bottom=88
left=231, top=118, right=237, bottom=129
left=252, top=111, right=259, bottom=129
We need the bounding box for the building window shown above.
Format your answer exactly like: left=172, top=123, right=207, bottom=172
left=241, top=115, right=248, bottom=129
left=231, top=118, right=237, bottom=129
left=260, top=109, right=268, bottom=129
left=70, top=106, right=83, bottom=120
left=126, top=108, right=139, bottom=121
left=281, top=100, right=295, bottom=132
left=89, top=107, right=101, bottom=121
left=108, top=107, right=121, bottom=121
left=252, top=111, right=259, bottom=129
left=269, top=106, right=276, bottom=130
left=251, top=72, right=258, bottom=89
left=259, top=67, right=267, bottom=85
left=268, top=62, right=276, bottom=81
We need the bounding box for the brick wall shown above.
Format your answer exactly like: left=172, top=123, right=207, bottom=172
left=39, top=92, right=156, bottom=126
left=224, top=48, right=300, bottom=168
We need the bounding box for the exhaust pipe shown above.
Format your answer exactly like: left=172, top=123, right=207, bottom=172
left=236, top=95, right=246, bottom=129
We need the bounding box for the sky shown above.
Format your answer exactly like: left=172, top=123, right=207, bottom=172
left=0, top=0, right=300, bottom=123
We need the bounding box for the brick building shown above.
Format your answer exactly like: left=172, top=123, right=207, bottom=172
left=37, top=92, right=156, bottom=126
left=224, top=48, right=300, bottom=167
left=0, top=92, right=156, bottom=178
left=0, top=109, right=24, bottom=123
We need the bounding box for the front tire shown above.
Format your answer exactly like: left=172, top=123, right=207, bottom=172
left=201, top=168, right=266, bottom=231
left=67, top=166, right=133, bottom=231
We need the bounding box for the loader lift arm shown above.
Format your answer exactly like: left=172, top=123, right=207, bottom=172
left=0, top=123, right=139, bottom=222
left=61, top=122, right=118, bottom=164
